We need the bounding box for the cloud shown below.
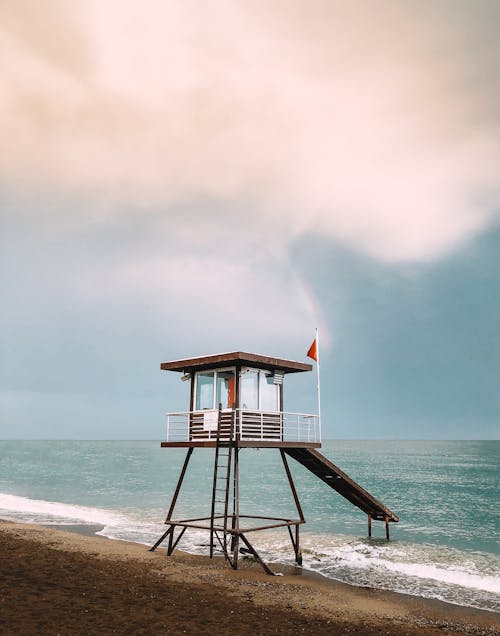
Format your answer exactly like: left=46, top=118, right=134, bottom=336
left=1, top=0, right=499, bottom=263
left=0, top=199, right=319, bottom=366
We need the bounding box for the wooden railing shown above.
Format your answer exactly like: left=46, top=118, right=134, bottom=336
left=165, top=410, right=320, bottom=443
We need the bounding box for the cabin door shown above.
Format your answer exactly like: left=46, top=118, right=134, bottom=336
left=216, top=370, right=235, bottom=410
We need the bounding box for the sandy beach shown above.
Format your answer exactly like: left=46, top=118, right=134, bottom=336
left=0, top=521, right=498, bottom=635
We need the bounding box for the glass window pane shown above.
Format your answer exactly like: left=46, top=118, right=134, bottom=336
left=240, top=370, right=259, bottom=410
left=260, top=372, right=279, bottom=412
left=216, top=371, right=235, bottom=409
left=195, top=372, right=214, bottom=410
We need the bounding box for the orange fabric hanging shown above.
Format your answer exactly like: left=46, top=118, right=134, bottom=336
left=227, top=376, right=235, bottom=408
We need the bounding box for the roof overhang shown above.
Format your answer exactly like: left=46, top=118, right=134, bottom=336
left=160, top=351, right=312, bottom=374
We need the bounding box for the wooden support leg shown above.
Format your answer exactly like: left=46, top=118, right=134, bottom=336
left=232, top=533, right=240, bottom=570
left=281, top=451, right=304, bottom=565
left=224, top=447, right=240, bottom=569
left=286, top=524, right=302, bottom=565
left=239, top=534, right=275, bottom=576
left=149, top=526, right=173, bottom=552
left=385, top=515, right=390, bottom=541
left=167, top=525, right=174, bottom=554
left=280, top=450, right=305, bottom=522
left=168, top=526, right=187, bottom=555
left=287, top=526, right=295, bottom=557
left=368, top=514, right=372, bottom=538
left=166, top=448, right=194, bottom=521
left=295, top=524, right=302, bottom=565
left=151, top=448, right=194, bottom=553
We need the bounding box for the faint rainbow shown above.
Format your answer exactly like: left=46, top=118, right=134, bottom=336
left=291, top=267, right=332, bottom=350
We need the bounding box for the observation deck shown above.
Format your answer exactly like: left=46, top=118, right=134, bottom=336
left=161, top=408, right=321, bottom=448
left=160, top=351, right=319, bottom=449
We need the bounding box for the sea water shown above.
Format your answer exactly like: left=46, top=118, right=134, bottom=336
left=0, top=440, right=498, bottom=612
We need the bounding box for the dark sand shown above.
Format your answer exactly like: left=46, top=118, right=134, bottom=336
left=0, top=521, right=498, bottom=635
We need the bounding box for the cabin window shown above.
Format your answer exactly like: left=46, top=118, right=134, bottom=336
left=240, top=370, right=259, bottom=409
left=195, top=372, right=215, bottom=410
left=195, top=369, right=235, bottom=410
left=260, top=373, right=279, bottom=411
left=240, top=369, right=280, bottom=412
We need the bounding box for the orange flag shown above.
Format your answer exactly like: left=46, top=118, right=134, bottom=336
left=307, top=338, right=318, bottom=362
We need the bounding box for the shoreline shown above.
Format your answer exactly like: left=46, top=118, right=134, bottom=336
left=40, top=521, right=500, bottom=614
left=0, top=521, right=498, bottom=635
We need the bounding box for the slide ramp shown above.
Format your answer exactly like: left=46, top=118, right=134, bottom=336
left=284, top=448, right=399, bottom=523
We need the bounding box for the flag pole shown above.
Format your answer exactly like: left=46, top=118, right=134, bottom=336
left=315, top=327, right=322, bottom=428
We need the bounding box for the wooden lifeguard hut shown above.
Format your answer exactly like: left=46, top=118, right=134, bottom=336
left=150, top=351, right=398, bottom=574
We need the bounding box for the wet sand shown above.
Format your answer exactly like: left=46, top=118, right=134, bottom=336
left=0, top=521, right=498, bottom=635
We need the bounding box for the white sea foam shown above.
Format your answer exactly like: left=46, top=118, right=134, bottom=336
left=374, top=556, right=500, bottom=594
left=296, top=538, right=499, bottom=591
left=251, top=531, right=500, bottom=612
left=2, top=492, right=499, bottom=612
left=0, top=492, right=196, bottom=549
left=0, top=492, right=125, bottom=527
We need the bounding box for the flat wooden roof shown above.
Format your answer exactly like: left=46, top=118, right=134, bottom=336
left=160, top=351, right=312, bottom=374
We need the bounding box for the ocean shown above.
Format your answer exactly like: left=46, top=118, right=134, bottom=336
left=0, top=440, right=498, bottom=612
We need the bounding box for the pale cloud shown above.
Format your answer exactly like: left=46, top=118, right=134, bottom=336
left=1, top=0, right=499, bottom=263
left=0, top=198, right=320, bottom=353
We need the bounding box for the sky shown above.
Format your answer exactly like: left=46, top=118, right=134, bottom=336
left=1, top=0, right=499, bottom=439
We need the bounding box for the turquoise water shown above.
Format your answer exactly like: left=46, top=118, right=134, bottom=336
left=0, top=440, right=498, bottom=612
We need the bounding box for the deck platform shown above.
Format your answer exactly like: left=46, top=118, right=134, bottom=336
left=161, top=440, right=321, bottom=448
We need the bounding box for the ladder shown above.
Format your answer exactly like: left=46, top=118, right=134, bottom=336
left=209, top=405, right=236, bottom=563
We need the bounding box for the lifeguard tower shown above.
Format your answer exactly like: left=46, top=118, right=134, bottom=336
left=150, top=351, right=398, bottom=574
